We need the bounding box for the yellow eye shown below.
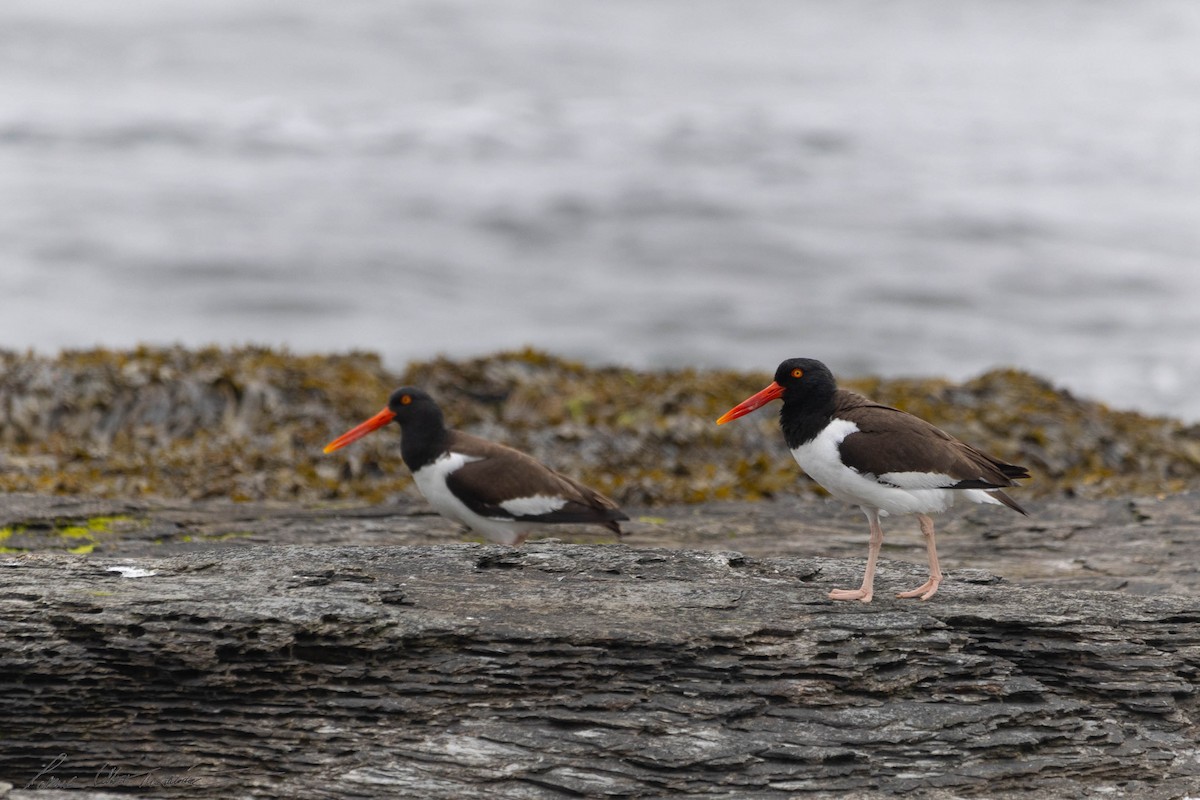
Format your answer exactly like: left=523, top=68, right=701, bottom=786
left=791, top=368, right=804, bottom=378
left=400, top=395, right=412, bottom=405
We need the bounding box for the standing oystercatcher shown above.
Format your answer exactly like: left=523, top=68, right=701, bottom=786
left=717, top=358, right=1029, bottom=602
left=324, top=387, right=628, bottom=545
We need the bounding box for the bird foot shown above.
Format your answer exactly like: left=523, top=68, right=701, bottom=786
left=896, top=578, right=940, bottom=601
left=828, top=588, right=873, bottom=603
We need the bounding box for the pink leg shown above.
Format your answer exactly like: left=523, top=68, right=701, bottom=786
left=897, top=513, right=942, bottom=600
left=829, top=508, right=883, bottom=603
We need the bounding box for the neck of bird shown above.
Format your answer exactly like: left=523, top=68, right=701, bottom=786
left=398, top=415, right=450, bottom=470
left=779, top=395, right=837, bottom=449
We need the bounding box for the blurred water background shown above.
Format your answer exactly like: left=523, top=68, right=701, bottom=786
left=1, top=0, right=1198, bottom=419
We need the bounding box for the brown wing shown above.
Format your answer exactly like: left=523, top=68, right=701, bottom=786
left=834, top=392, right=1029, bottom=497
left=444, top=432, right=628, bottom=533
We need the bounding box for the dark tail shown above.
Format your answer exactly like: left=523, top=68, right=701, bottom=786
left=999, top=462, right=1031, bottom=482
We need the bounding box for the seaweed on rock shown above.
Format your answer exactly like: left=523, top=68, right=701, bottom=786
left=0, top=346, right=1196, bottom=504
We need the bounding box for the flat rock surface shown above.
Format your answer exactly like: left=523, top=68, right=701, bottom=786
left=2, top=492, right=1200, bottom=799
left=3, top=490, right=1198, bottom=595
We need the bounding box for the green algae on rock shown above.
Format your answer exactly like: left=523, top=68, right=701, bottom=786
left=0, top=514, right=137, bottom=554
left=1, top=346, right=1197, bottom=505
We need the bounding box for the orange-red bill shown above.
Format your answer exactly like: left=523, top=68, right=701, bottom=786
left=715, top=381, right=785, bottom=425
left=323, top=407, right=396, bottom=453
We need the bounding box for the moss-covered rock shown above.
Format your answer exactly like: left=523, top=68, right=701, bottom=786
left=0, top=346, right=1196, bottom=504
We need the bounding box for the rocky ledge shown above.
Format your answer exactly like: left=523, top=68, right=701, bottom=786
left=2, top=492, right=1199, bottom=799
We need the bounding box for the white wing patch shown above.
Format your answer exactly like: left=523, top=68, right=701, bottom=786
left=500, top=494, right=569, bottom=517
left=878, top=471, right=958, bottom=490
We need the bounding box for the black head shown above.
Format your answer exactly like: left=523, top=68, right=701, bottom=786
left=385, top=386, right=443, bottom=427
left=324, top=386, right=446, bottom=455
left=771, top=358, right=839, bottom=448
left=716, top=358, right=839, bottom=445
left=772, top=358, right=838, bottom=401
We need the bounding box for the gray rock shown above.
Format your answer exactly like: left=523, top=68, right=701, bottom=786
left=2, top=492, right=1199, bottom=798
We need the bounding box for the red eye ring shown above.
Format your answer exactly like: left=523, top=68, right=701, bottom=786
left=400, top=395, right=412, bottom=405
left=791, top=368, right=804, bottom=378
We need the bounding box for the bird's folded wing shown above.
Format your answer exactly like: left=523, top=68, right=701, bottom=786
left=836, top=404, right=1024, bottom=490
left=445, top=451, right=626, bottom=524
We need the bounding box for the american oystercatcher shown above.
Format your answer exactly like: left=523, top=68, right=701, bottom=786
left=717, top=358, right=1029, bottom=602
left=324, top=387, right=628, bottom=545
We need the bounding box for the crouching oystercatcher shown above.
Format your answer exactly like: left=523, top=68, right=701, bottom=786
left=325, top=387, right=628, bottom=545
left=717, top=358, right=1029, bottom=602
